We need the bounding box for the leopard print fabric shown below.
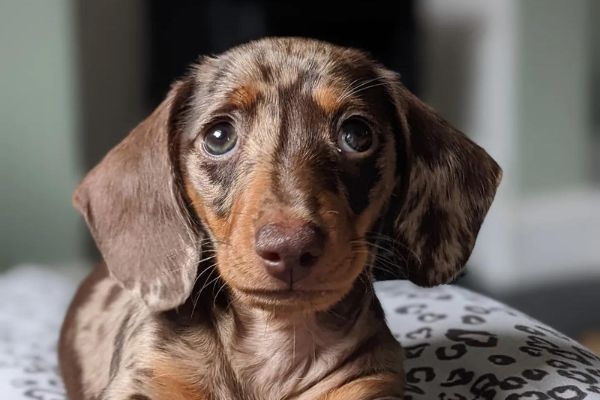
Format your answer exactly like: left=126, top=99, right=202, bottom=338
left=377, top=281, right=600, bottom=400
left=1, top=266, right=599, bottom=399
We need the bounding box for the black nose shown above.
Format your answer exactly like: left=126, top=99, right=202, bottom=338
left=255, top=222, right=325, bottom=285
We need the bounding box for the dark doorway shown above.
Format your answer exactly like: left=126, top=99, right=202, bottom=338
left=147, top=0, right=417, bottom=105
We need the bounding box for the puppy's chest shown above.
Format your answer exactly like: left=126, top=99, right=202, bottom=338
left=225, top=320, right=360, bottom=400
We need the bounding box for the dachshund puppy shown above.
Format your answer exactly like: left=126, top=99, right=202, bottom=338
left=59, top=38, right=501, bottom=400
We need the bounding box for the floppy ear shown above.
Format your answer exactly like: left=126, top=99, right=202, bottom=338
left=381, top=70, right=502, bottom=286
left=73, top=79, right=200, bottom=311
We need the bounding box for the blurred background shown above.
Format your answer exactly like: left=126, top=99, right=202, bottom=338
left=1, top=0, right=598, bottom=348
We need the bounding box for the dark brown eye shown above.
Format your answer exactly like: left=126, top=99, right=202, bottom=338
left=203, top=122, right=237, bottom=156
left=338, top=119, right=373, bottom=153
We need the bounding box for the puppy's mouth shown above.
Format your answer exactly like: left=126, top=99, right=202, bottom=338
left=234, top=287, right=345, bottom=312
left=239, top=288, right=336, bottom=300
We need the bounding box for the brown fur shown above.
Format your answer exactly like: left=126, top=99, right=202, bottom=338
left=227, top=83, right=261, bottom=110
left=59, top=37, right=501, bottom=399
left=313, top=85, right=344, bottom=114
left=148, top=358, right=209, bottom=400
left=322, top=374, right=404, bottom=399
left=184, top=177, right=231, bottom=241
left=59, top=264, right=109, bottom=400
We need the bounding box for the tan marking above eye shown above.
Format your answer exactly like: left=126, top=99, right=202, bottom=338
left=227, top=84, right=260, bottom=109
left=313, top=85, right=344, bottom=114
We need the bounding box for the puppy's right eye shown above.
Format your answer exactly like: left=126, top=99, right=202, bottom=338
left=203, top=122, right=238, bottom=156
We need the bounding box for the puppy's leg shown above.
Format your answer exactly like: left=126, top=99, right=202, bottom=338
left=320, top=374, right=404, bottom=400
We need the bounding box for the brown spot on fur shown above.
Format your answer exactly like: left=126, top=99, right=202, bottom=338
left=128, top=395, right=150, bottom=400
left=136, top=368, right=155, bottom=378
left=149, top=359, right=208, bottom=400
left=313, top=85, right=343, bottom=113
left=103, top=284, right=122, bottom=310
left=183, top=177, right=230, bottom=241
left=227, top=83, right=260, bottom=110
left=323, top=374, right=403, bottom=399
left=96, top=323, right=105, bottom=339
left=109, top=310, right=131, bottom=379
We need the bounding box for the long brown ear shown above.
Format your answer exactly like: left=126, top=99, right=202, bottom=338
left=381, top=70, right=502, bottom=286
left=73, top=80, right=199, bottom=311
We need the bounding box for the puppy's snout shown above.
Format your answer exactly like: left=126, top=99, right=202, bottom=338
left=255, top=222, right=325, bottom=285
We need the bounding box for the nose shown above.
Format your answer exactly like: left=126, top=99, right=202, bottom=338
left=254, top=222, right=325, bottom=285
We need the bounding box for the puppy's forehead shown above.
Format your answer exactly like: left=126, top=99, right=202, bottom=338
left=193, top=38, right=379, bottom=108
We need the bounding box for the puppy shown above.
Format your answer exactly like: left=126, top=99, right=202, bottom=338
left=59, top=37, right=501, bottom=400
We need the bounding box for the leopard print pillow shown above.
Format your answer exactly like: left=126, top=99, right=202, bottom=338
left=376, top=281, right=600, bottom=400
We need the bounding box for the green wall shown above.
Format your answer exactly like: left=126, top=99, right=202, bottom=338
left=0, top=0, right=83, bottom=268
left=517, top=0, right=593, bottom=194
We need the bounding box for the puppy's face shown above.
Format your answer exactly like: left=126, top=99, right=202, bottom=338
left=74, top=38, right=501, bottom=313
left=180, top=40, right=398, bottom=312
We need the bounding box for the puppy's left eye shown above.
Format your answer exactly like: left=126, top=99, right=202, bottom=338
left=338, top=119, right=374, bottom=153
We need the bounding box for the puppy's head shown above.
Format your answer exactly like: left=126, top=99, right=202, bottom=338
left=74, top=38, right=501, bottom=313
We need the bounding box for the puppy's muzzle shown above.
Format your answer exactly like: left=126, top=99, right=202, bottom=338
left=255, top=220, right=325, bottom=285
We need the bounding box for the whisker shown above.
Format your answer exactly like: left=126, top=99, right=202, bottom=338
left=213, top=281, right=229, bottom=310
left=190, top=266, right=218, bottom=317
